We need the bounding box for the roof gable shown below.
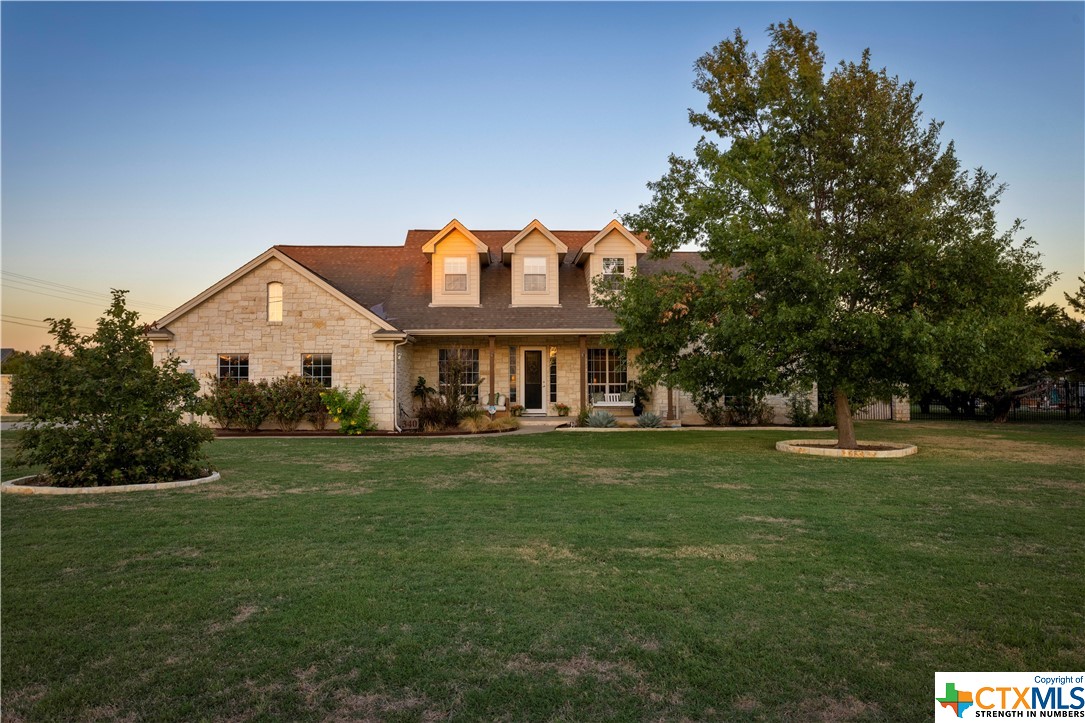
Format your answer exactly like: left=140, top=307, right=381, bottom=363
left=153, top=247, right=398, bottom=332
left=573, top=219, right=648, bottom=265
left=421, top=219, right=491, bottom=264
left=501, top=219, right=569, bottom=264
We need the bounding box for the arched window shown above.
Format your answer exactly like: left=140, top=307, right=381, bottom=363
left=267, top=282, right=283, bottom=323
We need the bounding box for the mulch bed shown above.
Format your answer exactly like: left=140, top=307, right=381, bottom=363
left=793, top=442, right=903, bottom=452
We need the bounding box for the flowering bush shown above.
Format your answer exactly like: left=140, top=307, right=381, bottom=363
left=320, top=386, right=375, bottom=435
left=202, top=376, right=272, bottom=431
left=268, top=374, right=325, bottom=431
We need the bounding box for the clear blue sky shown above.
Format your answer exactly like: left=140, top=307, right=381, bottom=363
left=3, top=1, right=1082, bottom=349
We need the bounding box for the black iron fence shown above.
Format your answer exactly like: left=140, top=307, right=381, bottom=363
left=912, top=379, right=1085, bottom=422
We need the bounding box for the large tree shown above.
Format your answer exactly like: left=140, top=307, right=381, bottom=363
left=609, top=21, right=1052, bottom=447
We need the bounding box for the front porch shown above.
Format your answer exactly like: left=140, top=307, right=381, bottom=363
left=401, top=333, right=662, bottom=424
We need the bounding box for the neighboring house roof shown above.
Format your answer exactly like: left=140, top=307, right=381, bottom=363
left=275, top=229, right=711, bottom=333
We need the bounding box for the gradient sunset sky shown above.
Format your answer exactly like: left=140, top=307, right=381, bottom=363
left=2, top=2, right=1082, bottom=350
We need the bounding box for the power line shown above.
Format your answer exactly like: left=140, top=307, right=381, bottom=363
left=2, top=314, right=94, bottom=331
left=1, top=271, right=175, bottom=311
left=2, top=282, right=174, bottom=316
left=2, top=318, right=53, bottom=330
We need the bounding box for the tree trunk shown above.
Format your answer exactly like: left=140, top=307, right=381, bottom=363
left=834, top=386, right=857, bottom=450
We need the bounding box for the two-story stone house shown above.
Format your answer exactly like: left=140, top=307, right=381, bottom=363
left=148, top=218, right=714, bottom=429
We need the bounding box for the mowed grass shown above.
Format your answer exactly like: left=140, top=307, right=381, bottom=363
left=2, top=423, right=1083, bottom=721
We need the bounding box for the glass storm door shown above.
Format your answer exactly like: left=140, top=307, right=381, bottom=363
left=523, top=349, right=544, bottom=413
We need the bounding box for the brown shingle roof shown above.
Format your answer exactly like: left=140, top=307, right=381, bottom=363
left=276, top=229, right=710, bottom=333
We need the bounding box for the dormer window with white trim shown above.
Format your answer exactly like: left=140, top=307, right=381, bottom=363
left=267, top=282, right=283, bottom=323
left=602, top=257, right=625, bottom=288
left=444, top=257, right=468, bottom=292
left=523, top=256, right=547, bottom=292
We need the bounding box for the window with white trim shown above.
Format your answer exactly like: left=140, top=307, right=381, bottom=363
left=444, top=257, right=468, bottom=292
left=587, top=348, right=627, bottom=399
left=549, top=346, right=558, bottom=403
left=523, top=256, right=547, bottom=292
left=438, top=348, right=480, bottom=402
left=302, top=354, right=332, bottom=387
left=601, top=257, right=626, bottom=288
left=267, top=282, right=283, bottom=322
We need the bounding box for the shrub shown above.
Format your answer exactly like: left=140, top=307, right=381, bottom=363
left=416, top=354, right=483, bottom=431
left=458, top=416, right=486, bottom=434
left=785, top=391, right=815, bottom=426
left=9, top=291, right=212, bottom=487
left=587, top=410, right=618, bottom=428
left=726, top=391, right=773, bottom=426
left=637, top=412, right=664, bottom=428
left=811, top=405, right=836, bottom=427
left=268, top=374, right=324, bottom=431
left=321, top=386, right=375, bottom=435
left=487, top=417, right=520, bottom=431
left=202, top=376, right=240, bottom=429
left=235, top=380, right=273, bottom=432
left=574, top=406, right=590, bottom=427
left=692, top=392, right=728, bottom=426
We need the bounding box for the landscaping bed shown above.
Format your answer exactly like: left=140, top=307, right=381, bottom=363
left=212, top=426, right=519, bottom=438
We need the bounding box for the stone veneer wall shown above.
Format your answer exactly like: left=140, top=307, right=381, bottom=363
left=665, top=387, right=819, bottom=425
left=152, top=256, right=400, bottom=429
left=0, top=374, right=12, bottom=415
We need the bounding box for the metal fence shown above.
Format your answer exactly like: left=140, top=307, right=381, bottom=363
left=912, top=379, right=1085, bottom=422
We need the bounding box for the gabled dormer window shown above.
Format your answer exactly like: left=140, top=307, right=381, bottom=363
left=444, top=257, right=468, bottom=292
left=601, top=258, right=625, bottom=288
left=267, top=282, right=283, bottom=322
left=523, top=256, right=547, bottom=292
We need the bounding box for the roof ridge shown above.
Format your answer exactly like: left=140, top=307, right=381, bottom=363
left=275, top=244, right=404, bottom=249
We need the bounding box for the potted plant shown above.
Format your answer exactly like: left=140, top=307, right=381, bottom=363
left=509, top=403, right=524, bottom=417
left=628, top=380, right=652, bottom=417
left=552, top=402, right=570, bottom=417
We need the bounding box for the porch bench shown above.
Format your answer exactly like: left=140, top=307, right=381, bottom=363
left=592, top=393, right=634, bottom=408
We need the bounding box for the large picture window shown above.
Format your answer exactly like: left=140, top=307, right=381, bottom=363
left=523, top=256, right=547, bottom=292
left=218, top=354, right=249, bottom=381
left=438, top=348, right=480, bottom=402
left=302, top=354, right=333, bottom=387
left=444, top=257, right=468, bottom=292
left=587, top=348, right=626, bottom=399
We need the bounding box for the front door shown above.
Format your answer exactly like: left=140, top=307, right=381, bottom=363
left=523, top=349, right=544, bottom=413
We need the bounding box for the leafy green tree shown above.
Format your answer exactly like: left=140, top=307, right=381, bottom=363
left=1066, top=276, right=1085, bottom=316
left=9, top=291, right=212, bottom=486
left=1, top=350, right=33, bottom=376
left=611, top=21, right=1052, bottom=447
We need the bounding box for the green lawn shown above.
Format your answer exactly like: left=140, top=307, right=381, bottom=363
left=2, top=423, right=1083, bottom=721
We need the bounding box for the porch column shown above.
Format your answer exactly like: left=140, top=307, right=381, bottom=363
left=488, top=335, right=496, bottom=405
left=579, top=335, right=587, bottom=411
left=667, top=385, right=675, bottom=420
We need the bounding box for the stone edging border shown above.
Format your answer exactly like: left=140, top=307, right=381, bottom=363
left=1, top=471, right=221, bottom=495
left=775, top=440, right=917, bottom=458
